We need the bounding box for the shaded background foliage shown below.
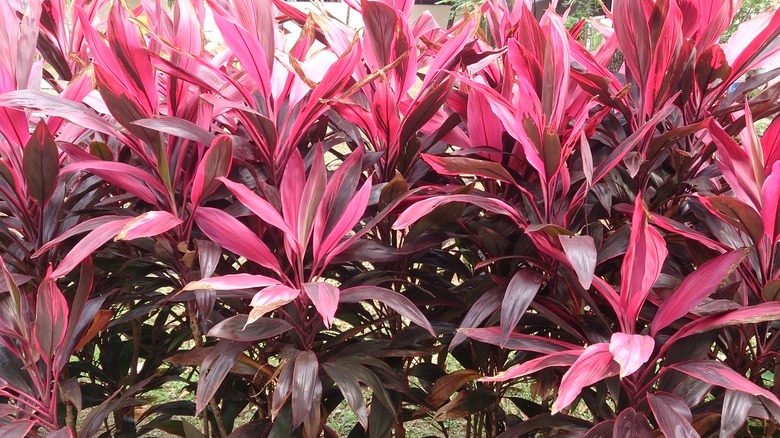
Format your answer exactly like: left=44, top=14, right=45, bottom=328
left=1, top=0, right=780, bottom=437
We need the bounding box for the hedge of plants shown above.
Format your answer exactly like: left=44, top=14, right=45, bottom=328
left=2, top=0, right=780, bottom=436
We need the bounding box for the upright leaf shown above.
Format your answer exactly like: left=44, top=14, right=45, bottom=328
left=302, top=282, right=340, bottom=328
left=34, top=276, right=68, bottom=363
left=500, top=270, right=544, bottom=347
left=23, top=122, right=59, bottom=206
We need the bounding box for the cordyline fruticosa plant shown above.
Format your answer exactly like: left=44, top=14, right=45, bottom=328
left=1, top=0, right=780, bottom=436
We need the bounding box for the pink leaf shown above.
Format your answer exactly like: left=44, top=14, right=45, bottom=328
left=33, top=276, right=68, bottom=364
left=52, top=218, right=133, bottom=278
left=191, top=136, right=233, bottom=206
left=672, top=302, right=780, bottom=341
left=669, top=360, right=780, bottom=408
left=115, top=211, right=182, bottom=241
left=652, top=249, right=749, bottom=334
left=316, top=178, right=372, bottom=266
left=761, top=161, right=780, bottom=242
left=247, top=285, right=300, bottom=326
left=194, top=207, right=282, bottom=274
left=302, top=282, right=340, bottom=328
left=710, top=119, right=763, bottom=210
left=393, top=194, right=524, bottom=230
left=500, top=270, right=544, bottom=347
left=421, top=154, right=516, bottom=185
left=182, top=274, right=281, bottom=291
left=620, top=195, right=667, bottom=333
left=558, top=235, right=597, bottom=289
left=608, top=333, right=654, bottom=378
left=552, top=343, right=619, bottom=414
left=480, top=350, right=583, bottom=383
left=61, top=160, right=164, bottom=205
left=218, top=177, right=291, bottom=235
left=762, top=116, right=780, bottom=173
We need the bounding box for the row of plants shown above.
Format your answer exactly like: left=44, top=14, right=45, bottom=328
left=2, top=0, right=780, bottom=436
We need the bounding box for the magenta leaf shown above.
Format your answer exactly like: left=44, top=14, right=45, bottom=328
left=191, top=136, right=233, bottom=206
left=182, top=274, right=281, bottom=291
left=480, top=350, right=583, bottom=383
left=340, top=286, right=435, bottom=336
left=302, top=282, right=340, bottom=328
left=620, top=195, right=667, bottom=332
left=421, top=154, right=516, bottom=185
left=459, top=327, right=581, bottom=353
left=52, top=218, right=133, bottom=278
left=33, top=277, right=68, bottom=364
left=652, top=249, right=748, bottom=334
left=673, top=302, right=780, bottom=341
left=115, top=211, right=183, bottom=241
left=219, top=177, right=291, bottom=235
left=647, top=393, right=700, bottom=438
left=194, top=207, right=282, bottom=274
left=608, top=333, right=654, bottom=378
left=552, top=343, right=619, bottom=414
left=761, top=161, right=780, bottom=242
left=393, top=194, right=524, bottom=229
left=500, top=270, right=544, bottom=347
left=670, top=360, right=780, bottom=408
left=558, top=235, right=597, bottom=289
left=247, top=284, right=300, bottom=326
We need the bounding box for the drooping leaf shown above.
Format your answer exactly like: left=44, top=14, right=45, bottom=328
left=323, top=362, right=368, bottom=429
left=480, top=350, right=583, bottom=383
left=291, top=350, right=319, bottom=427
left=52, top=218, right=133, bottom=278
left=552, top=343, right=619, bottom=414
left=183, top=274, right=281, bottom=291
left=115, top=211, right=183, bottom=241
left=608, top=333, right=654, bottom=378
left=196, top=340, right=245, bottom=414
left=433, top=387, right=498, bottom=421
left=340, top=286, right=435, bottom=336
left=421, top=154, right=516, bottom=185
left=647, top=393, right=700, bottom=438
left=247, top=285, right=300, bottom=326
left=669, top=360, right=780, bottom=408
left=426, top=370, right=481, bottom=407
left=721, top=389, right=753, bottom=438
left=207, top=316, right=293, bottom=342
left=559, top=235, right=597, bottom=289
left=500, top=270, right=544, bottom=347
left=698, top=195, right=764, bottom=245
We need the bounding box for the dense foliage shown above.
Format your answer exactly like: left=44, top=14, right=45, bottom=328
left=2, top=0, right=780, bottom=436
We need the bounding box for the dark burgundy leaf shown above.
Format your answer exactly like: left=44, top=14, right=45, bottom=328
left=207, top=315, right=293, bottom=342
left=23, top=122, right=59, bottom=206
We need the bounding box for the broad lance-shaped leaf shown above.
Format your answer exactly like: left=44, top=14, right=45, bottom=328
left=647, top=393, right=700, bottom=438
left=552, top=343, right=619, bottom=414
left=194, top=207, right=282, bottom=274
left=652, top=249, right=748, bottom=335
left=23, top=122, right=59, bottom=206
left=500, top=270, right=544, bottom=347
left=722, top=389, right=752, bottom=438
left=33, top=276, right=68, bottom=363
left=52, top=218, right=133, bottom=278
left=608, top=333, right=654, bottom=378
left=302, top=282, right=339, bottom=328
left=559, top=235, right=596, bottom=289
left=246, top=284, right=300, bottom=326
left=669, top=360, right=780, bottom=409
left=196, top=340, right=244, bottom=414
left=620, top=195, right=667, bottom=333
left=292, top=350, right=320, bottom=428
left=459, top=327, right=582, bottom=353
left=697, top=195, right=764, bottom=245
left=323, top=363, right=368, bottom=429
left=761, top=160, right=780, bottom=242
left=115, top=211, right=183, bottom=241
left=218, top=177, right=291, bottom=235
left=340, top=286, right=435, bottom=336
left=613, top=408, right=652, bottom=438
left=183, top=274, right=281, bottom=291
left=480, top=350, right=583, bottom=382
left=393, top=194, right=524, bottom=229
left=191, top=136, right=232, bottom=206
left=207, top=315, right=293, bottom=342
left=421, top=154, right=516, bottom=185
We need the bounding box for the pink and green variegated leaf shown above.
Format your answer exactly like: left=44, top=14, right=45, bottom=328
left=552, top=343, right=619, bottom=414
left=558, top=235, right=597, bottom=289
left=608, top=333, right=654, bottom=378
left=479, top=350, right=583, bottom=382
left=620, top=195, right=667, bottom=333
left=340, top=286, right=435, bottom=336
left=500, top=270, right=544, bottom=347
left=193, top=207, right=282, bottom=274
left=191, top=136, right=233, bottom=206
left=652, top=249, right=749, bottom=335
left=247, top=285, right=300, bottom=326
left=302, top=282, right=340, bottom=328
left=218, top=177, right=291, bottom=235
left=646, top=392, right=699, bottom=438
left=761, top=161, right=780, bottom=242
left=393, top=194, right=524, bottom=229
left=51, top=218, right=133, bottom=279
left=669, top=360, right=780, bottom=408
left=33, top=276, right=68, bottom=364
left=183, top=274, right=281, bottom=291
left=115, top=211, right=182, bottom=241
